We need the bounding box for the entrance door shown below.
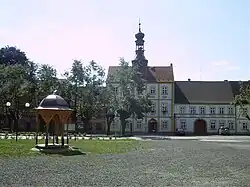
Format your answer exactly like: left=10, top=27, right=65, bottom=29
left=194, top=119, right=207, bottom=135
left=148, top=119, right=157, bottom=133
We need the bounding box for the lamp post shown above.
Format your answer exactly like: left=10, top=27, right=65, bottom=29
left=5, top=102, right=11, bottom=132
left=25, top=103, right=30, bottom=132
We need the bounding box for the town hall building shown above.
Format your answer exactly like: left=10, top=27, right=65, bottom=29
left=107, top=23, right=250, bottom=135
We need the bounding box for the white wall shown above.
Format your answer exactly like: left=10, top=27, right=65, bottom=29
left=109, top=82, right=174, bottom=133
left=174, top=104, right=236, bottom=133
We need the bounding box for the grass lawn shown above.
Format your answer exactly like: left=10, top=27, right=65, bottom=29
left=0, top=139, right=147, bottom=158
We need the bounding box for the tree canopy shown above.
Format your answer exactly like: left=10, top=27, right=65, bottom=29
left=106, top=58, right=152, bottom=135
left=233, top=83, right=250, bottom=120
left=0, top=46, right=152, bottom=135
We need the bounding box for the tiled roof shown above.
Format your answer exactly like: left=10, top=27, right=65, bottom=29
left=108, top=66, right=174, bottom=82
left=175, top=81, right=234, bottom=104
left=175, top=81, right=250, bottom=104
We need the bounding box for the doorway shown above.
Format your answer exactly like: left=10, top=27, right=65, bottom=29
left=148, top=118, right=157, bottom=133
left=194, top=119, right=207, bottom=135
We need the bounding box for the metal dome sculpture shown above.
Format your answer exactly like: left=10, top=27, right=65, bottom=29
left=35, top=90, right=73, bottom=148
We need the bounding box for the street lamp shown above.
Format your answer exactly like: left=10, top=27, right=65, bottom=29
left=5, top=102, right=11, bottom=132
left=25, top=103, right=30, bottom=132
left=25, top=103, right=30, bottom=108
left=6, top=102, right=11, bottom=107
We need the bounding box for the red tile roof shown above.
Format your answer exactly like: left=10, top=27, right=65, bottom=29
left=108, top=66, right=174, bottom=83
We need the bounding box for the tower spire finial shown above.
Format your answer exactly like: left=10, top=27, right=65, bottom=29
left=139, top=18, right=141, bottom=32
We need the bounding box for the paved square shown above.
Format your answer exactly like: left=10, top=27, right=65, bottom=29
left=1, top=138, right=250, bottom=186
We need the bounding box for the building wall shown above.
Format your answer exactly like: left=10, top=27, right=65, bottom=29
left=110, top=82, right=174, bottom=133
left=174, top=104, right=250, bottom=134
left=236, top=105, right=250, bottom=134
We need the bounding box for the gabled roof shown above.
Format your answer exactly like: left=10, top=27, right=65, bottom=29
left=174, top=81, right=235, bottom=104
left=108, top=66, right=174, bottom=83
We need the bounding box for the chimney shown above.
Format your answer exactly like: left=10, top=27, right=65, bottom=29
left=170, top=63, right=173, bottom=67
left=224, top=80, right=228, bottom=82
left=188, top=78, right=191, bottom=81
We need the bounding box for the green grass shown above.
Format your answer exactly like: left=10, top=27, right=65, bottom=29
left=0, top=139, right=38, bottom=158
left=0, top=139, right=148, bottom=158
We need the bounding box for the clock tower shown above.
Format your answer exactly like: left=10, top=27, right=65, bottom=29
left=132, top=21, right=148, bottom=78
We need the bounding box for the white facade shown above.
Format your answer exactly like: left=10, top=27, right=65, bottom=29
left=110, top=82, right=174, bottom=133
left=174, top=104, right=250, bottom=134
left=109, top=82, right=250, bottom=135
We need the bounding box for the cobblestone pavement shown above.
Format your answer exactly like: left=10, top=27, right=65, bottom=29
left=1, top=139, right=250, bottom=186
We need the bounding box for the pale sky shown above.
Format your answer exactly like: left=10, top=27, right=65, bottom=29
left=0, top=0, right=250, bottom=81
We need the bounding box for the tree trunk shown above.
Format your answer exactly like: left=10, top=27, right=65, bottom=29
left=130, top=122, right=133, bottom=134
left=107, top=121, right=111, bottom=135
left=121, top=120, right=126, bottom=136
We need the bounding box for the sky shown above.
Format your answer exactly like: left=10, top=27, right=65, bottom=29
left=0, top=0, right=250, bottom=81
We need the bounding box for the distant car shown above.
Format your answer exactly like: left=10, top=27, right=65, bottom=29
left=175, top=128, right=185, bottom=136
left=218, top=127, right=230, bottom=135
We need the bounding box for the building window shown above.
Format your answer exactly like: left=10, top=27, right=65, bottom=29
left=161, top=121, right=168, bottom=130
left=228, top=121, right=234, bottom=129
left=228, top=107, right=233, bottom=115
left=162, top=86, right=168, bottom=95
left=150, top=86, right=156, bottom=95
left=180, top=120, right=186, bottom=129
left=151, top=104, right=156, bottom=115
left=219, top=120, right=225, bottom=127
left=219, top=107, right=224, bottom=115
left=200, top=107, right=205, bottom=115
left=210, top=107, right=215, bottom=114
left=210, top=120, right=216, bottom=129
left=114, top=87, right=118, bottom=94
left=136, top=120, right=142, bottom=129
left=180, top=106, right=185, bottom=114
left=161, top=103, right=168, bottom=115
left=190, top=106, right=196, bottom=114
left=242, top=122, right=248, bottom=130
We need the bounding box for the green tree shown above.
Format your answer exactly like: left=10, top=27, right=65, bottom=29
left=37, top=64, right=58, bottom=100
left=77, top=61, right=105, bottom=132
left=0, top=46, right=29, bottom=66
left=233, top=83, right=250, bottom=120
left=0, top=46, right=38, bottom=131
left=57, top=74, right=74, bottom=106
left=67, top=60, right=85, bottom=108
left=66, top=60, right=105, bottom=133
left=107, top=58, right=152, bottom=136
